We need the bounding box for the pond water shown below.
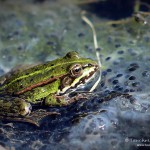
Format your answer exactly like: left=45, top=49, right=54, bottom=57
left=0, top=0, right=150, bottom=150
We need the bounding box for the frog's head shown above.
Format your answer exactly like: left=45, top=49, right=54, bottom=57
left=58, top=51, right=99, bottom=94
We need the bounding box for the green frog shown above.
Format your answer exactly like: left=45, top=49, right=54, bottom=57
left=0, top=51, right=98, bottom=126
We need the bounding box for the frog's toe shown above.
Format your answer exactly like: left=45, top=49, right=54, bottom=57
left=25, top=110, right=60, bottom=126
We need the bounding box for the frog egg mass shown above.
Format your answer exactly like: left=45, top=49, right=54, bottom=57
left=0, top=1, right=150, bottom=150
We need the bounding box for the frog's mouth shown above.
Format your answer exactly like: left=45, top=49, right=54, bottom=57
left=58, top=64, right=99, bottom=94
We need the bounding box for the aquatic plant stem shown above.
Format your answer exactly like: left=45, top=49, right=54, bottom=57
left=81, top=11, right=102, bottom=92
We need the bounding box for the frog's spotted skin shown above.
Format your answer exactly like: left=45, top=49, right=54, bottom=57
left=0, top=1, right=150, bottom=149
left=0, top=51, right=98, bottom=125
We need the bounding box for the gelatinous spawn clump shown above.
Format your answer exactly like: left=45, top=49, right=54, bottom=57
left=101, top=48, right=150, bottom=94
left=0, top=0, right=150, bottom=150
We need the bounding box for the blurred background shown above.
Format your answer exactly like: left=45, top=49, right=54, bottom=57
left=0, top=0, right=150, bottom=150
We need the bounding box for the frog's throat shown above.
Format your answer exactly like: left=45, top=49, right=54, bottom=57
left=58, top=65, right=98, bottom=94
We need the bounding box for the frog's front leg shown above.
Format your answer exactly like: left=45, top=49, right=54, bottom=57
left=44, top=93, right=88, bottom=106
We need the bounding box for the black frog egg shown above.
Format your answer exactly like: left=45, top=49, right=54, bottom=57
left=105, top=56, right=111, bottom=61
left=85, top=127, right=93, bottom=135
left=112, top=80, right=119, bottom=85
left=117, top=50, right=124, bottom=54
left=128, top=63, right=139, bottom=72
left=132, top=82, right=140, bottom=87
left=128, top=76, right=136, bottom=80
left=116, top=74, right=123, bottom=78
left=142, top=70, right=150, bottom=77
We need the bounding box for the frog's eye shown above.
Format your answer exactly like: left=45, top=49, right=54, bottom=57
left=70, top=64, right=83, bottom=77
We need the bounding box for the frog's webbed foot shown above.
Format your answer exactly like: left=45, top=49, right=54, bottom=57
left=0, top=110, right=59, bottom=127
left=23, top=109, right=59, bottom=126
left=0, top=98, right=59, bottom=126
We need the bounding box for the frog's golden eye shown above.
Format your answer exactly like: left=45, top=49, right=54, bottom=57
left=70, top=64, right=83, bottom=77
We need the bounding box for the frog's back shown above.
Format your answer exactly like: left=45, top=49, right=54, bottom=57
left=0, top=58, right=65, bottom=94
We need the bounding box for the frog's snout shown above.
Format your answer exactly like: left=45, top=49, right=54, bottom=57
left=94, top=64, right=99, bottom=71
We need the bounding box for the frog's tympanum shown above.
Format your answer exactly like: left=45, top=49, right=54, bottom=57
left=0, top=51, right=98, bottom=126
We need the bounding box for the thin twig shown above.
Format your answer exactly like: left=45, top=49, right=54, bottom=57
left=81, top=11, right=102, bottom=92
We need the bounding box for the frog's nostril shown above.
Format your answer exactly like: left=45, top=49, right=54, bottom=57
left=88, top=64, right=92, bottom=67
